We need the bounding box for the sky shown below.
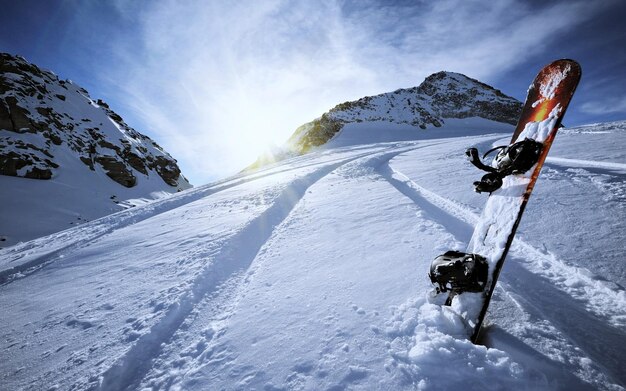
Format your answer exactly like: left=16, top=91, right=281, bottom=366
left=1, top=0, right=625, bottom=185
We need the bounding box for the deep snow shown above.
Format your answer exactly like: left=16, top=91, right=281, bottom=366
left=1, top=119, right=625, bottom=390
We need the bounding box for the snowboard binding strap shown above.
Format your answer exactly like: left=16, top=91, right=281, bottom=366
left=429, top=251, right=488, bottom=296
left=466, top=138, right=544, bottom=193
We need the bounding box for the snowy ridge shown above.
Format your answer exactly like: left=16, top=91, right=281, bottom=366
left=249, top=72, right=521, bottom=170
left=1, top=120, right=625, bottom=390
left=0, top=53, right=188, bottom=187
left=546, top=156, right=626, bottom=173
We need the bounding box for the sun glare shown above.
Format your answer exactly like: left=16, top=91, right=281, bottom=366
left=226, top=108, right=291, bottom=168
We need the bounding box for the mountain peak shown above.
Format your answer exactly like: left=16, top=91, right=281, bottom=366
left=417, top=71, right=511, bottom=100
left=284, top=71, right=522, bottom=155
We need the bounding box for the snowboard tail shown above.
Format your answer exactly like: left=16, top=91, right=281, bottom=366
left=442, top=60, right=581, bottom=343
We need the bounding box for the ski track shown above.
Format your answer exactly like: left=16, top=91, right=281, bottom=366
left=496, top=265, right=626, bottom=388
left=0, top=146, right=389, bottom=286
left=543, top=157, right=626, bottom=207
left=95, top=143, right=433, bottom=391
left=374, top=154, right=626, bottom=388
left=487, top=283, right=621, bottom=391
left=130, top=147, right=415, bottom=389
left=135, top=142, right=448, bottom=390
left=546, top=156, right=626, bottom=174
left=95, top=155, right=352, bottom=390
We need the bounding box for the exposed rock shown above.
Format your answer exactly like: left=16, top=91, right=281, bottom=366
left=0, top=52, right=191, bottom=190
left=0, top=151, right=27, bottom=176
left=0, top=99, right=11, bottom=130
left=418, top=72, right=520, bottom=125
left=95, top=156, right=136, bottom=188
left=123, top=148, right=148, bottom=175
left=80, top=156, right=95, bottom=170
left=153, top=156, right=182, bottom=187
left=0, top=139, right=58, bottom=179
left=4, top=96, right=36, bottom=132
left=288, top=114, right=344, bottom=154
left=24, top=166, right=52, bottom=179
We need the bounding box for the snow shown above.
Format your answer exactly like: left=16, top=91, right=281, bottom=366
left=536, top=64, right=572, bottom=105
left=517, top=104, right=562, bottom=142
left=1, top=118, right=625, bottom=390
left=326, top=72, right=519, bottom=129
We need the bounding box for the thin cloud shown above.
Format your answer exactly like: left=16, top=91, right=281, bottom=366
left=581, top=96, right=626, bottom=115
left=97, top=0, right=611, bottom=184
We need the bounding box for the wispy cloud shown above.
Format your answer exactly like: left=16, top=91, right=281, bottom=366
left=581, top=96, right=626, bottom=115
left=96, top=0, right=609, bottom=184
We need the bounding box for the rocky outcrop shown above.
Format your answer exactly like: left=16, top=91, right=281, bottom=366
left=288, top=114, right=344, bottom=153
left=94, top=155, right=136, bottom=188
left=0, top=53, right=191, bottom=190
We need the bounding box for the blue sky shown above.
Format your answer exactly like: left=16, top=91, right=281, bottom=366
left=1, top=0, right=625, bottom=185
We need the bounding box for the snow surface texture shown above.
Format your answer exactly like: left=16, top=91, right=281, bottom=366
left=1, top=119, right=625, bottom=390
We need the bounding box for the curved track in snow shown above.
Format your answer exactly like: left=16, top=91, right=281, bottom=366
left=0, top=146, right=390, bottom=285
left=97, top=143, right=442, bottom=390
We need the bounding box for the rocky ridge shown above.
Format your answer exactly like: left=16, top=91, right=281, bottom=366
left=287, top=71, right=522, bottom=154
left=0, top=53, right=190, bottom=189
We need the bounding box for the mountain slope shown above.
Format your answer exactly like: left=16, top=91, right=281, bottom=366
left=0, top=53, right=191, bottom=246
left=1, top=120, right=624, bottom=391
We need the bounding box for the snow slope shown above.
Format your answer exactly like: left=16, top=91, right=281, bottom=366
left=1, top=119, right=625, bottom=390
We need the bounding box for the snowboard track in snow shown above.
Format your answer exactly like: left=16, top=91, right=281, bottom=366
left=546, top=156, right=626, bottom=175
left=496, top=263, right=626, bottom=388
left=0, top=148, right=387, bottom=286
left=96, top=145, right=430, bottom=391
left=133, top=142, right=460, bottom=390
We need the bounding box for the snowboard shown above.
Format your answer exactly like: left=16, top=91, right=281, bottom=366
left=446, top=59, right=581, bottom=343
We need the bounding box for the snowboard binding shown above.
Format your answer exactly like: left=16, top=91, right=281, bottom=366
left=466, top=138, right=544, bottom=193
left=429, top=251, right=488, bottom=295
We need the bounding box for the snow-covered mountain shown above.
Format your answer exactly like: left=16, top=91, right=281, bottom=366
left=0, top=53, right=191, bottom=247
left=250, top=71, right=522, bottom=169
left=1, top=114, right=624, bottom=390
left=289, top=71, right=522, bottom=153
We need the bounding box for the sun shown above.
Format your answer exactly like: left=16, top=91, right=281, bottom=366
left=227, top=110, right=291, bottom=168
